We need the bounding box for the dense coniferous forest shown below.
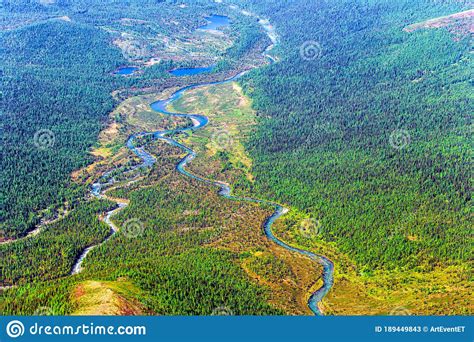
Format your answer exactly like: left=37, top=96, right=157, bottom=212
left=0, top=0, right=262, bottom=239
left=1, top=0, right=287, bottom=315
left=0, top=0, right=472, bottom=316
left=1, top=20, right=123, bottom=238
left=1, top=200, right=115, bottom=285
left=238, top=0, right=472, bottom=270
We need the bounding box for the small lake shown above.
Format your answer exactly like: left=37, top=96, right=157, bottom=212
left=198, top=15, right=230, bottom=30
left=114, top=66, right=139, bottom=75
left=169, top=65, right=215, bottom=77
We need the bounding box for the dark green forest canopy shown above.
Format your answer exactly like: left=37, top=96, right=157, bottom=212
left=1, top=20, right=123, bottom=238
left=0, top=0, right=265, bottom=239
left=1, top=0, right=472, bottom=269
left=0, top=0, right=472, bottom=316
left=237, top=0, right=472, bottom=269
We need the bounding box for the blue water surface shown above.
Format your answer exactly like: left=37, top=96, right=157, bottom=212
left=114, top=66, right=139, bottom=75
left=198, top=15, right=230, bottom=30
left=169, top=65, right=215, bottom=77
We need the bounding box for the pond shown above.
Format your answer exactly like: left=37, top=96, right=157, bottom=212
left=198, top=15, right=230, bottom=30
left=169, top=65, right=215, bottom=77
left=114, top=66, right=139, bottom=75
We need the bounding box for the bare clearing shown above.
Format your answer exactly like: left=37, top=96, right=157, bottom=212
left=72, top=280, right=145, bottom=315
left=404, top=9, right=474, bottom=37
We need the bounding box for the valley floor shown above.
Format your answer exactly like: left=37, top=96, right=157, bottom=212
left=2, top=0, right=472, bottom=317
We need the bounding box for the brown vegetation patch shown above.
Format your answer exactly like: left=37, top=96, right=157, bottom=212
left=404, top=9, right=474, bottom=37
left=72, top=280, right=144, bottom=316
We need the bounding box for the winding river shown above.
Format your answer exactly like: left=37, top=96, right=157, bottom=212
left=72, top=11, right=334, bottom=315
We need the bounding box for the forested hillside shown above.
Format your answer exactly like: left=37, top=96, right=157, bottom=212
left=238, top=0, right=472, bottom=269
left=1, top=0, right=471, bottom=316
left=1, top=21, right=123, bottom=238
left=0, top=0, right=262, bottom=239
left=1, top=0, right=290, bottom=316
